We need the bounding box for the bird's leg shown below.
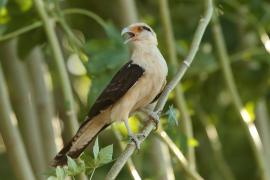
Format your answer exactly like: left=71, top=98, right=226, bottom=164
left=124, top=119, right=143, bottom=149
left=141, top=108, right=160, bottom=129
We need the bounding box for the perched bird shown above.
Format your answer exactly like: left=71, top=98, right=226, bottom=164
left=52, top=22, right=168, bottom=166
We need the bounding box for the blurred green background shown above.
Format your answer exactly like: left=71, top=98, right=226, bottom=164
left=0, top=0, right=270, bottom=180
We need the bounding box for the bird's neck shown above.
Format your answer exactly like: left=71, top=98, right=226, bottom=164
left=130, top=43, right=167, bottom=76
left=130, top=43, right=158, bottom=56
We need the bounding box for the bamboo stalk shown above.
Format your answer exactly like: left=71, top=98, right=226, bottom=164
left=117, top=0, right=138, bottom=26
left=159, top=0, right=196, bottom=170
left=211, top=13, right=270, bottom=180
left=151, top=136, right=175, bottom=180
left=0, top=63, right=35, bottom=180
left=0, top=40, right=46, bottom=179
left=256, top=99, right=270, bottom=170
left=197, top=109, right=236, bottom=180
left=157, top=130, right=203, bottom=180
left=26, top=47, right=57, bottom=163
left=33, top=0, right=79, bottom=138
left=105, top=0, right=213, bottom=179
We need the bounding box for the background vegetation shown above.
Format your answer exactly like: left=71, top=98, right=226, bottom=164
left=0, top=0, right=270, bottom=180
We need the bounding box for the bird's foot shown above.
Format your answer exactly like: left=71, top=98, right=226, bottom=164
left=148, top=111, right=160, bottom=130
left=129, top=133, right=145, bottom=150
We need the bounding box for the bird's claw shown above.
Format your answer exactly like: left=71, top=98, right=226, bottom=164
left=129, top=134, right=145, bottom=150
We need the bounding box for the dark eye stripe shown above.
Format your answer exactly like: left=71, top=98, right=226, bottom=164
left=142, top=26, right=152, bottom=32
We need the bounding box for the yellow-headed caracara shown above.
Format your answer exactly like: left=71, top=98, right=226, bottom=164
left=52, top=22, right=168, bottom=166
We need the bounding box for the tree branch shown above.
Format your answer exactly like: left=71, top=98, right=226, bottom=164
left=105, top=0, right=213, bottom=179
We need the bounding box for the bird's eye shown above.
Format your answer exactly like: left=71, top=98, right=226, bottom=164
left=142, top=26, right=152, bottom=32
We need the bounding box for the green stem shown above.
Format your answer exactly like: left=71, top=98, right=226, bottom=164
left=211, top=13, right=270, bottom=180
left=0, top=21, right=42, bottom=41
left=26, top=47, right=57, bottom=163
left=33, top=0, right=79, bottom=137
left=0, top=40, right=46, bottom=179
left=159, top=0, right=196, bottom=170
left=62, top=8, right=107, bottom=30
left=0, top=64, right=35, bottom=180
left=89, top=168, right=96, bottom=180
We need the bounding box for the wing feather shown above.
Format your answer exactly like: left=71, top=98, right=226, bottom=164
left=79, top=61, right=145, bottom=129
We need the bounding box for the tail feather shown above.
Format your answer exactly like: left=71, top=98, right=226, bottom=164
left=51, top=110, right=111, bottom=167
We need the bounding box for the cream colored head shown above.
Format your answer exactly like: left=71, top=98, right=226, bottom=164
left=121, top=22, right=157, bottom=46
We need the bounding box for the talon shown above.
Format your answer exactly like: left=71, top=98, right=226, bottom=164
left=129, top=134, right=141, bottom=150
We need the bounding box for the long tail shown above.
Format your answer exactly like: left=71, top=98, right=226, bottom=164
left=51, top=110, right=111, bottom=167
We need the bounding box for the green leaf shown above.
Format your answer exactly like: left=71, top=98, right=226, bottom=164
left=97, top=144, right=113, bottom=165
left=93, top=138, right=99, bottom=160
left=47, top=176, right=57, bottom=180
left=80, top=152, right=96, bottom=169
left=55, top=167, right=65, bottom=180
left=166, top=105, right=178, bottom=126
left=67, top=156, right=79, bottom=175
left=77, top=160, right=86, bottom=174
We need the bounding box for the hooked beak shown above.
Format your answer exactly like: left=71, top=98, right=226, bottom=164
left=121, top=27, right=135, bottom=44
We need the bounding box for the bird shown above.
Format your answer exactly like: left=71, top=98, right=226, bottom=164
left=52, top=22, right=168, bottom=167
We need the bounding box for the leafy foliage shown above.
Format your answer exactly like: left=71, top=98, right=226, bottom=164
left=46, top=138, right=113, bottom=179
left=165, top=105, right=178, bottom=127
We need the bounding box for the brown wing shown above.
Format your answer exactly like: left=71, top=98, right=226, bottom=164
left=79, top=61, right=145, bottom=129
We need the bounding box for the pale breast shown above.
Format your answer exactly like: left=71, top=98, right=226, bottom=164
left=110, top=45, right=168, bottom=122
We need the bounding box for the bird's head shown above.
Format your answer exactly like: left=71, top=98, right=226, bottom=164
left=121, top=22, right=157, bottom=46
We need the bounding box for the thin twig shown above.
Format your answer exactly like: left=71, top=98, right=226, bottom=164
left=105, top=0, right=213, bottom=179
left=62, top=8, right=107, bottom=30
left=0, top=21, right=42, bottom=41
left=157, top=130, right=203, bottom=180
